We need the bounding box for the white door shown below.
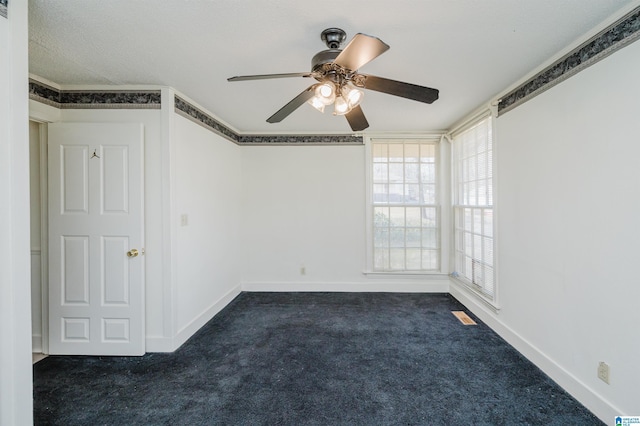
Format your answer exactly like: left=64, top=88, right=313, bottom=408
left=48, top=122, right=145, bottom=356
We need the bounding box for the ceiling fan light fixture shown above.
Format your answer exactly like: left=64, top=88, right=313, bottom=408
left=307, top=96, right=326, bottom=113
left=333, top=95, right=351, bottom=116
left=343, top=84, right=364, bottom=108
left=228, top=28, right=439, bottom=132
left=315, top=82, right=336, bottom=105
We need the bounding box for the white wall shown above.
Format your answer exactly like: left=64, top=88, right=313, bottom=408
left=241, top=145, right=449, bottom=292
left=454, top=39, right=640, bottom=420
left=30, top=89, right=245, bottom=352
left=0, top=1, right=33, bottom=424
left=173, top=113, right=242, bottom=345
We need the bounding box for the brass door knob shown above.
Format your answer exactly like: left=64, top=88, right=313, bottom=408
left=127, top=248, right=139, bottom=258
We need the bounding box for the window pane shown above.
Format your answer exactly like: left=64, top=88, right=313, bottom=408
left=462, top=182, right=470, bottom=205
left=473, top=234, right=482, bottom=259
left=405, top=163, right=419, bottom=183
left=389, top=184, right=403, bottom=203
left=477, top=180, right=487, bottom=205
left=374, top=228, right=388, bottom=247
left=389, top=207, right=405, bottom=227
left=420, top=163, right=435, bottom=182
left=390, top=228, right=405, bottom=248
left=388, top=144, right=403, bottom=162
left=390, top=249, right=405, bottom=269
left=389, top=163, right=403, bottom=181
left=451, top=114, right=494, bottom=298
left=477, top=151, right=487, bottom=180
left=468, top=181, right=477, bottom=205
left=483, top=236, right=494, bottom=267
left=421, top=184, right=436, bottom=205
left=373, top=184, right=388, bottom=203
left=405, top=184, right=420, bottom=204
left=483, top=210, right=493, bottom=238
left=422, top=207, right=436, bottom=227
left=422, top=228, right=437, bottom=249
left=487, top=179, right=493, bottom=206
left=373, top=163, right=388, bottom=182
left=473, top=209, right=482, bottom=234
left=405, top=207, right=421, bottom=226
left=374, top=248, right=389, bottom=269
left=464, top=256, right=473, bottom=280
left=464, top=208, right=472, bottom=230
left=404, top=144, right=419, bottom=162
left=464, top=232, right=473, bottom=256
left=420, top=144, right=435, bottom=162
left=373, top=144, right=387, bottom=162
left=406, top=228, right=421, bottom=248
left=425, top=250, right=439, bottom=270
left=370, top=140, right=440, bottom=272
left=406, top=249, right=422, bottom=270
left=374, top=207, right=389, bottom=226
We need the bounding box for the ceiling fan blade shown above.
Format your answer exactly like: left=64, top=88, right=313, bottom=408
left=228, top=72, right=312, bottom=82
left=334, top=33, right=390, bottom=71
left=345, top=105, right=369, bottom=131
left=360, top=74, right=439, bottom=104
left=266, top=85, right=317, bottom=123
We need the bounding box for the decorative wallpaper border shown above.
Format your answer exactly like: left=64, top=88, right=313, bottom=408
left=175, top=96, right=239, bottom=142
left=29, top=79, right=363, bottom=144
left=236, top=134, right=363, bottom=145
left=174, top=95, right=363, bottom=145
left=60, top=90, right=161, bottom=109
left=0, top=0, right=7, bottom=19
left=29, top=79, right=61, bottom=107
left=498, top=6, right=640, bottom=114
left=29, top=79, right=161, bottom=109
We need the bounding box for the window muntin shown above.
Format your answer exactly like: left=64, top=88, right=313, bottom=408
left=371, top=140, right=439, bottom=272
left=452, top=116, right=495, bottom=298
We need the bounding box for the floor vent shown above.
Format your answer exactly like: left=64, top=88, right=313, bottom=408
left=452, top=311, right=477, bottom=325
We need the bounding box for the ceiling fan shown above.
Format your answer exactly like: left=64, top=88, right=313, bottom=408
left=228, top=28, right=439, bottom=132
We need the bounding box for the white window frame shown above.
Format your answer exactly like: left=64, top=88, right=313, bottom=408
left=364, top=135, right=450, bottom=276
left=450, top=112, right=498, bottom=307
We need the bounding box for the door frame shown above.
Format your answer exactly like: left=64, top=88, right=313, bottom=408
left=28, top=119, right=50, bottom=355
left=30, top=101, right=59, bottom=355
left=38, top=121, right=49, bottom=355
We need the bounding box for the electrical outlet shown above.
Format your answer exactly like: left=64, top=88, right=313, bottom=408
left=597, top=361, right=610, bottom=384
left=300, top=267, right=306, bottom=275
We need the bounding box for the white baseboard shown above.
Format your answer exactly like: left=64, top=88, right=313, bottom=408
left=449, top=281, right=622, bottom=423
left=32, top=334, right=42, bottom=353
left=241, top=280, right=450, bottom=293
left=146, top=285, right=242, bottom=353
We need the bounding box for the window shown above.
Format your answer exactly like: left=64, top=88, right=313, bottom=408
left=451, top=115, right=495, bottom=299
left=369, top=139, right=440, bottom=272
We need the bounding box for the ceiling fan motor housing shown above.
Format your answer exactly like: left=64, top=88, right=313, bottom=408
left=320, top=28, right=346, bottom=49
left=311, top=49, right=341, bottom=72
left=314, top=28, right=349, bottom=81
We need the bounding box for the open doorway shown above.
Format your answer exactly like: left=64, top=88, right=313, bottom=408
left=29, top=120, right=48, bottom=363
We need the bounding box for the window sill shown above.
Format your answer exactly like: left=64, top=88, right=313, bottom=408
left=449, top=278, right=501, bottom=313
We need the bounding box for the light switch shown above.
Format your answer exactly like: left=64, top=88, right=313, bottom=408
left=180, top=214, right=188, bottom=226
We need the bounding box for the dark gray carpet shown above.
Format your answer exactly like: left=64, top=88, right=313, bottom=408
left=33, top=292, right=603, bottom=425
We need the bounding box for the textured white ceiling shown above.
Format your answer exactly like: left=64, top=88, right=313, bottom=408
left=29, top=0, right=636, bottom=134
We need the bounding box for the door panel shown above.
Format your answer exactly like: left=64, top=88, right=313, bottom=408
left=62, top=235, right=89, bottom=304
left=48, top=122, right=144, bottom=356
